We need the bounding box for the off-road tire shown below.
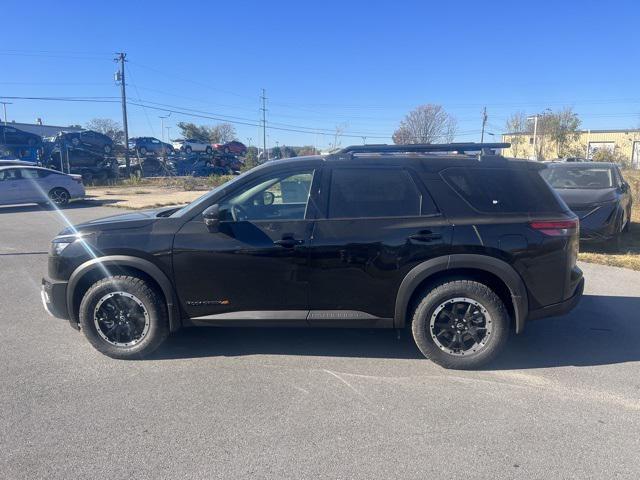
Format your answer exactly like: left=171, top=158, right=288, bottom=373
left=411, top=280, right=509, bottom=370
left=79, top=275, right=169, bottom=359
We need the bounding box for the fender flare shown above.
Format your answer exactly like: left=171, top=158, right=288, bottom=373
left=394, top=254, right=528, bottom=333
left=66, top=255, right=181, bottom=332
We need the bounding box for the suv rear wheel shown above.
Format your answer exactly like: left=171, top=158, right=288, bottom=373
left=411, top=280, right=509, bottom=369
left=78, top=275, right=169, bottom=359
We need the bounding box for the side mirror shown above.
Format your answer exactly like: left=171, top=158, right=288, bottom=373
left=263, top=191, right=275, bottom=206
left=202, top=204, right=220, bottom=232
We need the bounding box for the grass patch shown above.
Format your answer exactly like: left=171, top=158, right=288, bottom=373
left=100, top=175, right=235, bottom=191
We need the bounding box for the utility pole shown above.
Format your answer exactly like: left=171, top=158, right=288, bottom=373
left=532, top=115, right=539, bottom=161
left=159, top=113, right=171, bottom=142
left=480, top=107, right=488, bottom=143
left=115, top=52, right=131, bottom=176
left=261, top=88, right=268, bottom=162
left=0, top=101, right=11, bottom=125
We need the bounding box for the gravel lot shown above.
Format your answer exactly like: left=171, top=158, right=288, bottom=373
left=1, top=202, right=640, bottom=479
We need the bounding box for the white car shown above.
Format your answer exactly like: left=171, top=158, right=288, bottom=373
left=172, top=139, right=213, bottom=154
left=0, top=166, right=85, bottom=207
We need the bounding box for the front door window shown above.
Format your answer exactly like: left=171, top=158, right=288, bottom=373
left=218, top=170, right=315, bottom=222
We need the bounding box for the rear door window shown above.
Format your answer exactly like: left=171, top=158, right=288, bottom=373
left=20, top=168, right=40, bottom=179
left=441, top=167, right=563, bottom=214
left=327, top=167, right=430, bottom=218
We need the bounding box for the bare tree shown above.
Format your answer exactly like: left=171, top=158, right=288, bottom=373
left=85, top=118, right=124, bottom=144
left=210, top=123, right=237, bottom=144
left=392, top=104, right=457, bottom=144
left=504, top=112, right=529, bottom=158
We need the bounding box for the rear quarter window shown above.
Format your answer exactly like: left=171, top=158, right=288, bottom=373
left=441, top=166, right=564, bottom=214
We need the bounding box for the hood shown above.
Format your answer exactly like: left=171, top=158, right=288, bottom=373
left=554, top=187, right=618, bottom=208
left=61, top=207, right=174, bottom=234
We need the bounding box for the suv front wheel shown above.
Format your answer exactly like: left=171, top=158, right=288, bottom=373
left=411, top=280, right=509, bottom=369
left=78, top=275, right=169, bottom=359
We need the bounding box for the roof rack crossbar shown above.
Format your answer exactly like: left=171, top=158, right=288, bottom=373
left=337, top=142, right=510, bottom=155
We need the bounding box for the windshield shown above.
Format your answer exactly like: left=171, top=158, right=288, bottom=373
left=540, top=166, right=614, bottom=189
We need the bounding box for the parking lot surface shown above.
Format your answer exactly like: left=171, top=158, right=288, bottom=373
left=1, top=203, right=640, bottom=479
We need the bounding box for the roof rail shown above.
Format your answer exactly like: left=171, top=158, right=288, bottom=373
left=336, top=142, right=510, bottom=156
left=332, top=142, right=511, bottom=158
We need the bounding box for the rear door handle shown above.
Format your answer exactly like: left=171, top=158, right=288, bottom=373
left=274, top=237, right=304, bottom=248
left=409, top=231, right=442, bottom=242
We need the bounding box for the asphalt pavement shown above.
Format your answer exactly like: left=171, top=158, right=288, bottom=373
left=1, top=202, right=640, bottom=479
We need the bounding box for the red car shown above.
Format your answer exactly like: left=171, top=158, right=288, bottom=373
left=213, top=140, right=247, bottom=156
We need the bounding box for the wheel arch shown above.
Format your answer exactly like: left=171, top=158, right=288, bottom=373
left=394, top=254, right=529, bottom=333
left=66, top=255, right=181, bottom=332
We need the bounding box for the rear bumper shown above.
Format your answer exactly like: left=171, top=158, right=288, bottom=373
left=528, top=275, right=584, bottom=321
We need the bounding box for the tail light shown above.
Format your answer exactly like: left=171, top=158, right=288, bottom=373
left=529, top=219, right=579, bottom=236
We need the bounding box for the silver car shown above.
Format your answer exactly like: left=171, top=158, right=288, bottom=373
left=0, top=166, right=85, bottom=207
left=171, top=138, right=213, bottom=155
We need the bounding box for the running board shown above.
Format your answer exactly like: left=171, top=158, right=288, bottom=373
left=188, top=310, right=393, bottom=328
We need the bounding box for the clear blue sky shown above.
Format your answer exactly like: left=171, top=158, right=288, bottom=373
left=2, top=0, right=639, bottom=149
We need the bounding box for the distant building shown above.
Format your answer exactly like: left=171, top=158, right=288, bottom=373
left=4, top=120, right=83, bottom=138
left=501, top=129, right=640, bottom=168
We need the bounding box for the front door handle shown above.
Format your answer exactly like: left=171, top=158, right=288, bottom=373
left=409, top=231, right=442, bottom=242
left=274, top=237, right=304, bottom=248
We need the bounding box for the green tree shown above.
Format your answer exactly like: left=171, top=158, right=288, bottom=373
left=176, top=122, right=212, bottom=142
left=176, top=122, right=237, bottom=143
left=281, top=146, right=297, bottom=158
left=243, top=146, right=259, bottom=170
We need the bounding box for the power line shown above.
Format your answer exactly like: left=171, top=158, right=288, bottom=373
left=126, top=64, right=155, bottom=137
left=126, top=101, right=393, bottom=139
left=0, top=96, right=119, bottom=101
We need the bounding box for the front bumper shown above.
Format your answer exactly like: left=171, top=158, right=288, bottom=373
left=528, top=275, right=585, bottom=321
left=41, top=277, right=71, bottom=322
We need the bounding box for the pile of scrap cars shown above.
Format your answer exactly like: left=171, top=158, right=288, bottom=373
left=0, top=124, right=246, bottom=184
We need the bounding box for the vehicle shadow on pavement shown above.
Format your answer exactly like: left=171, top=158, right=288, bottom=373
left=152, top=294, right=640, bottom=368
left=152, top=327, right=424, bottom=361
left=0, top=199, right=119, bottom=213
left=490, top=294, right=640, bottom=370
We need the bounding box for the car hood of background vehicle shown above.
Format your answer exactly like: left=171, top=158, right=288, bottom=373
left=66, top=208, right=173, bottom=233
left=555, top=187, right=618, bottom=208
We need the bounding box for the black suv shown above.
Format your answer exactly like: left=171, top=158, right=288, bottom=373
left=41, top=143, right=584, bottom=369
left=54, top=130, right=114, bottom=154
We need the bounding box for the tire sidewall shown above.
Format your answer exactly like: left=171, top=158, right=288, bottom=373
left=412, top=281, right=509, bottom=369
left=79, top=277, right=167, bottom=359
left=49, top=188, right=69, bottom=207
